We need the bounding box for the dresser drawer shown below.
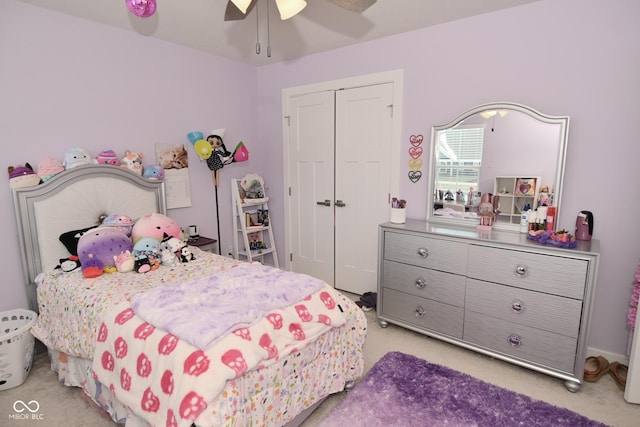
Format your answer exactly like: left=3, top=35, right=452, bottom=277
left=384, top=232, right=468, bottom=274
left=464, top=310, right=577, bottom=373
left=467, top=245, right=587, bottom=299
left=381, top=288, right=463, bottom=338
left=382, top=260, right=465, bottom=306
left=466, top=279, right=582, bottom=338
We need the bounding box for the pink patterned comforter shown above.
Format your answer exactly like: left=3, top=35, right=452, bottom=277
left=91, top=283, right=346, bottom=427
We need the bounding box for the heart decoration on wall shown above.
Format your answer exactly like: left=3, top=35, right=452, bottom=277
left=409, top=146, right=423, bottom=159
left=409, top=134, right=424, bottom=147
left=407, top=134, right=424, bottom=183
left=408, top=170, right=422, bottom=183
left=408, top=158, right=423, bottom=171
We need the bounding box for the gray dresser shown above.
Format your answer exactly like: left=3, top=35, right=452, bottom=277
left=377, top=219, right=600, bottom=391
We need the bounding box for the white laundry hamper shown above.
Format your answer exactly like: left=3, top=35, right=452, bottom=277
left=0, top=309, right=38, bottom=391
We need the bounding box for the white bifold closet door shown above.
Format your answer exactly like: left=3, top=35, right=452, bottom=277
left=286, top=83, right=394, bottom=295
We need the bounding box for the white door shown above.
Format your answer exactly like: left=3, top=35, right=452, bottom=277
left=287, top=90, right=335, bottom=285
left=286, top=83, right=394, bottom=294
left=334, top=84, right=394, bottom=295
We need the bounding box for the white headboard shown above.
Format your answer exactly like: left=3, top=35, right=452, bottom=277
left=12, top=165, right=166, bottom=310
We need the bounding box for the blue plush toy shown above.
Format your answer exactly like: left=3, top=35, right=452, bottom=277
left=63, top=147, right=97, bottom=170
left=143, top=165, right=165, bottom=180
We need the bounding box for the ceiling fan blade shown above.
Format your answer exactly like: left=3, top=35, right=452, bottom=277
left=224, top=0, right=259, bottom=21
left=325, top=0, right=377, bottom=13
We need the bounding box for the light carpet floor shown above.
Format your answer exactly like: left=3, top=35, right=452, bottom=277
left=2, top=296, right=640, bottom=427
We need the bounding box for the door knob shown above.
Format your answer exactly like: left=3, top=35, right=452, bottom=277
left=335, top=200, right=346, bottom=207
left=316, top=200, right=331, bottom=206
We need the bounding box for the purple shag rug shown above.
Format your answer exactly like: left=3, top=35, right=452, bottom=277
left=319, top=352, right=608, bottom=427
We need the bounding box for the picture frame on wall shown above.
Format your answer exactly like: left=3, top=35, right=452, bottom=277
left=515, top=177, right=537, bottom=197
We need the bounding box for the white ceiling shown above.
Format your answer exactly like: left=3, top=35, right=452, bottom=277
left=16, top=0, right=540, bottom=66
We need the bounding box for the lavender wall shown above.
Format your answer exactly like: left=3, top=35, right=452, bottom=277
left=2, top=0, right=639, bottom=359
left=256, top=0, right=640, bottom=357
left=1, top=1, right=261, bottom=307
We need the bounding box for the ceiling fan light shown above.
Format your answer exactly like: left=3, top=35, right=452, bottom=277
left=230, top=0, right=253, bottom=14
left=275, top=0, right=307, bottom=20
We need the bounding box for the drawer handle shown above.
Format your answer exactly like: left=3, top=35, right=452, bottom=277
left=511, top=300, right=525, bottom=313
left=415, top=277, right=426, bottom=289
left=507, top=334, right=522, bottom=347
left=514, top=265, right=528, bottom=277
left=417, top=247, right=429, bottom=258
left=415, top=306, right=426, bottom=317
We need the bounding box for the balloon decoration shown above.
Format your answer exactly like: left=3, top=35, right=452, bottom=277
left=186, top=129, right=250, bottom=254
left=125, top=0, right=157, bottom=18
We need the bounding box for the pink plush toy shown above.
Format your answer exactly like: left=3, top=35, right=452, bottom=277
left=120, top=150, right=143, bottom=175
left=114, top=250, right=135, bottom=273
left=96, top=150, right=121, bottom=166
left=131, top=213, right=183, bottom=244
left=37, top=156, right=64, bottom=182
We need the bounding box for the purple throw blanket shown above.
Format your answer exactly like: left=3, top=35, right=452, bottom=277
left=130, top=263, right=326, bottom=350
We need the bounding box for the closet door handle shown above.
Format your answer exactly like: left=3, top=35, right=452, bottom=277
left=316, top=200, right=331, bottom=207
left=335, top=200, right=346, bottom=207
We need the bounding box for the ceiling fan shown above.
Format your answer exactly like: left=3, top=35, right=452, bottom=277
left=225, top=0, right=377, bottom=21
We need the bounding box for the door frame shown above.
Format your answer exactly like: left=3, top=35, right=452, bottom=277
left=281, top=69, right=404, bottom=271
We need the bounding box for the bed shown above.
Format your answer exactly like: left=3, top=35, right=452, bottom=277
left=12, top=164, right=366, bottom=427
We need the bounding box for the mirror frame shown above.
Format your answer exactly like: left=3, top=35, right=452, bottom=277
left=426, top=102, right=569, bottom=232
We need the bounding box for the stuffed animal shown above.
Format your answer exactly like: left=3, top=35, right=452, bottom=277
left=77, top=227, right=133, bottom=277
left=56, top=255, right=81, bottom=273
left=134, top=253, right=160, bottom=273
left=63, top=148, right=96, bottom=170
left=143, top=165, right=165, bottom=180
left=131, top=213, right=182, bottom=244
left=178, top=244, right=196, bottom=263
left=8, top=163, right=40, bottom=189
left=132, top=236, right=160, bottom=259
left=120, top=150, right=143, bottom=175
left=96, top=150, right=121, bottom=166
left=82, top=253, right=104, bottom=278
left=100, top=214, right=135, bottom=236
left=158, top=234, right=182, bottom=267
left=37, top=156, right=64, bottom=182
left=114, top=250, right=135, bottom=273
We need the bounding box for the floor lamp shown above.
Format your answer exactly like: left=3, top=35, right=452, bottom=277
left=188, top=130, right=249, bottom=254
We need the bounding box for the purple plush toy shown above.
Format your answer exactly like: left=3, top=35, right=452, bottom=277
left=8, top=163, right=40, bottom=189
left=77, top=227, right=133, bottom=277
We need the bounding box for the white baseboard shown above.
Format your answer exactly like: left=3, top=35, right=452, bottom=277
left=586, top=346, right=629, bottom=366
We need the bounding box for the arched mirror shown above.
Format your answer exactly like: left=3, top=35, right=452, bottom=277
left=426, top=102, right=569, bottom=232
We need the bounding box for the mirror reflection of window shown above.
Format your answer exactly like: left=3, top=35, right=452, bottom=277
left=435, top=125, right=484, bottom=204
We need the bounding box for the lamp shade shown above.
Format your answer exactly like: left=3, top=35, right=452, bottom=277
left=194, top=139, right=213, bottom=160
left=232, top=142, right=249, bottom=163
left=210, top=128, right=226, bottom=140
left=187, top=131, right=204, bottom=145
left=275, top=0, right=307, bottom=20
left=230, top=0, right=253, bottom=14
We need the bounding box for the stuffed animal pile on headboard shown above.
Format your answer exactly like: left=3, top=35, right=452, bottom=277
left=8, top=147, right=165, bottom=189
